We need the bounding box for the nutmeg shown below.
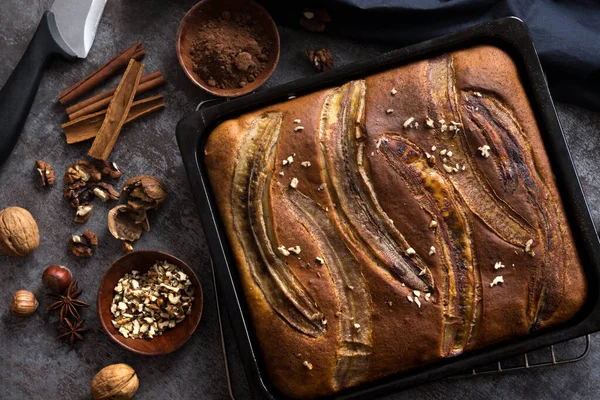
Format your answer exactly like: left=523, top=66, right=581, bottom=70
left=0, top=207, right=40, bottom=257
left=11, top=290, right=38, bottom=317
left=42, top=265, right=73, bottom=293
left=91, top=363, right=139, bottom=400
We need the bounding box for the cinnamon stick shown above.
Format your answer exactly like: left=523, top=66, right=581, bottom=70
left=88, top=59, right=144, bottom=160
left=66, top=71, right=165, bottom=120
left=57, top=41, right=145, bottom=106
left=62, top=95, right=165, bottom=144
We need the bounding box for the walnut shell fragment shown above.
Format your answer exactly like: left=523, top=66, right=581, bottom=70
left=91, top=363, right=139, bottom=400
left=108, top=205, right=150, bottom=242
left=0, top=207, right=40, bottom=257
left=69, top=229, right=98, bottom=258
left=123, top=175, right=167, bottom=211
left=35, top=160, right=55, bottom=187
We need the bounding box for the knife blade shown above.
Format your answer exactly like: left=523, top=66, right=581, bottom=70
left=0, top=0, right=107, bottom=168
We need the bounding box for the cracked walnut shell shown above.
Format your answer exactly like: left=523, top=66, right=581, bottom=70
left=0, top=207, right=40, bottom=257
left=108, top=205, right=150, bottom=242
left=123, top=175, right=167, bottom=211
left=91, top=363, right=139, bottom=400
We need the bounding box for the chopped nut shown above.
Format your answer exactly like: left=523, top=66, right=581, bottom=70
left=110, top=261, right=195, bottom=339
left=288, top=246, right=301, bottom=255
left=478, top=144, right=491, bottom=158
left=474, top=91, right=482, bottom=97
left=303, top=360, right=314, bottom=370
left=301, top=161, right=311, bottom=168
left=425, top=293, right=432, bottom=302
left=403, top=117, right=415, bottom=128
left=390, top=88, right=397, bottom=96
left=429, top=246, right=436, bottom=256
left=74, top=205, right=93, bottom=224
left=294, top=126, right=305, bottom=132
left=407, top=295, right=413, bottom=303
left=406, top=247, right=416, bottom=256
left=278, top=246, right=291, bottom=256
left=425, top=118, right=435, bottom=128
left=431, top=145, right=437, bottom=151
left=525, top=239, right=535, bottom=256
left=279, top=171, right=285, bottom=176
left=35, top=160, right=55, bottom=187
left=440, top=149, right=447, bottom=156
left=413, top=290, right=421, bottom=298
left=441, top=124, right=448, bottom=132
left=294, top=119, right=301, bottom=124
left=386, top=108, right=394, bottom=114
left=290, top=177, right=299, bottom=189
left=414, top=297, right=422, bottom=308
left=429, top=220, right=438, bottom=229
left=315, top=257, right=325, bottom=264
left=443, top=164, right=454, bottom=173
left=447, top=151, right=453, bottom=157
left=317, top=183, right=327, bottom=191
left=494, top=261, right=505, bottom=270
left=490, top=276, right=504, bottom=287
left=354, top=323, right=360, bottom=329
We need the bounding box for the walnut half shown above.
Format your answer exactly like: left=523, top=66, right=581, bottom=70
left=35, top=160, right=55, bottom=187
left=69, top=229, right=98, bottom=258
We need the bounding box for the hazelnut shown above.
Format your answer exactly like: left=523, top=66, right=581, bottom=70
left=91, top=363, right=139, bottom=400
left=11, top=290, right=38, bottom=317
left=123, top=175, right=167, bottom=211
left=42, top=265, right=73, bottom=293
left=0, top=207, right=40, bottom=257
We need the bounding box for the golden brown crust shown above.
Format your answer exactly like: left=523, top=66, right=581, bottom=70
left=204, top=45, right=587, bottom=398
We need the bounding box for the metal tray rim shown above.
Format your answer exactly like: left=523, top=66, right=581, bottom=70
left=176, top=16, right=600, bottom=399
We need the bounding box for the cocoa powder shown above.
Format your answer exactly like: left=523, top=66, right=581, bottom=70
left=190, top=11, right=270, bottom=89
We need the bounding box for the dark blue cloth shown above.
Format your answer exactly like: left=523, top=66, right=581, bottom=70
left=262, top=0, right=600, bottom=111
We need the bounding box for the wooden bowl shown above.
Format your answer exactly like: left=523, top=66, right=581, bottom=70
left=176, top=0, right=280, bottom=97
left=97, top=250, right=203, bottom=356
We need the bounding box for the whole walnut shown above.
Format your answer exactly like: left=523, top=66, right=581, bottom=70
left=123, top=175, right=167, bottom=211
left=0, top=207, right=40, bottom=257
left=91, top=363, right=139, bottom=400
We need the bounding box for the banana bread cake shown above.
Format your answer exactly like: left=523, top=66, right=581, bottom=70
left=204, top=45, right=587, bottom=398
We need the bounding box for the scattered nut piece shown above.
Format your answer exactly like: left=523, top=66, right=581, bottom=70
left=425, top=293, right=432, bottom=302
left=278, top=246, right=291, bottom=256
left=413, top=290, right=421, bottom=298
left=440, top=149, right=447, bottom=156
left=406, top=247, right=416, bottom=256
left=316, top=257, right=325, bottom=264
left=306, top=48, right=333, bottom=72
left=301, top=161, right=311, bottom=168
left=425, top=118, right=435, bottom=128
left=386, top=108, right=394, bottom=114
left=443, top=164, right=454, bottom=173
left=478, top=144, right=491, bottom=158
left=294, top=119, right=301, bottom=124
left=429, top=220, right=438, bottom=229
left=294, top=125, right=305, bottom=132
left=303, top=360, right=314, bottom=370
left=414, top=297, right=422, bottom=308
left=74, top=205, right=93, bottom=224
left=447, top=150, right=453, bottom=157
left=69, top=229, right=98, bottom=258
left=431, top=145, right=437, bottom=151
left=288, top=246, right=301, bottom=255
left=35, top=160, right=55, bottom=187
left=403, top=117, right=415, bottom=128
left=290, top=177, right=299, bottom=189
left=390, top=88, right=397, bottom=96
left=494, top=261, right=505, bottom=270
left=441, top=124, right=448, bottom=132
left=429, top=246, right=436, bottom=256
left=473, top=91, right=482, bottom=97
left=525, top=239, right=535, bottom=257
left=490, top=276, right=504, bottom=287
left=407, top=295, right=414, bottom=303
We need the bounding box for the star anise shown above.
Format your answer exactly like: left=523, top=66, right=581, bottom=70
left=58, top=318, right=89, bottom=347
left=47, top=280, right=89, bottom=322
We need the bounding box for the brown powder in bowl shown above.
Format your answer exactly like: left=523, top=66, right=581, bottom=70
left=190, top=11, right=270, bottom=89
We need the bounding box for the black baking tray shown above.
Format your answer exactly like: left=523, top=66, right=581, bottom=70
left=176, top=17, right=600, bottom=399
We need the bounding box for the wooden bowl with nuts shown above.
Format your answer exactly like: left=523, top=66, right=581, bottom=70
left=97, top=250, right=203, bottom=355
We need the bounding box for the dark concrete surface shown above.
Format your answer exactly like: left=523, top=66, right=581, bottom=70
left=1, top=1, right=599, bottom=399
